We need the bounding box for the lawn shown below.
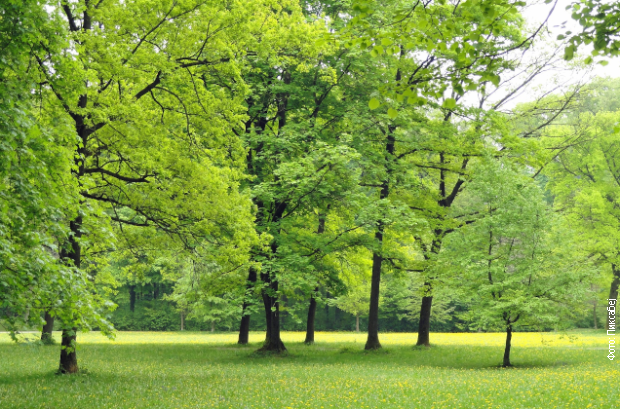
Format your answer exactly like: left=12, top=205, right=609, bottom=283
left=0, top=330, right=616, bottom=408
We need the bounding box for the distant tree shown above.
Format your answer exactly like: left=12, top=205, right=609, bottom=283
left=328, top=282, right=371, bottom=333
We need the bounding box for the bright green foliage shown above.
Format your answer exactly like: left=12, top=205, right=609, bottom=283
left=542, top=101, right=620, bottom=320
left=2, top=0, right=613, bottom=370
left=328, top=281, right=371, bottom=330
left=0, top=0, right=112, bottom=336
left=346, top=0, right=528, bottom=108
left=441, top=161, right=592, bottom=361
left=565, top=0, right=620, bottom=59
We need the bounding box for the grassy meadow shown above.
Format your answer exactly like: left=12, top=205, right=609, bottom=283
left=0, top=330, right=616, bottom=408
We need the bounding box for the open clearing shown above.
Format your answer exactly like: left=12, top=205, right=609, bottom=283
left=0, top=330, right=616, bottom=408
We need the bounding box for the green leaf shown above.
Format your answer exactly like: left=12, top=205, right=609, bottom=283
left=369, top=98, right=381, bottom=110
left=564, top=45, right=575, bottom=60
left=443, top=98, right=457, bottom=110
left=371, top=45, right=384, bottom=57
left=387, top=108, right=398, bottom=119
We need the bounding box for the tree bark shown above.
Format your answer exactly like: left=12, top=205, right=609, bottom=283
left=356, top=313, right=360, bottom=333
left=58, top=327, right=78, bottom=374
left=365, top=246, right=383, bottom=350
left=503, top=324, right=513, bottom=367
left=180, top=312, right=185, bottom=331
left=58, top=215, right=83, bottom=374
left=304, top=288, right=319, bottom=344
left=129, top=285, right=136, bottom=312
left=258, top=272, right=286, bottom=353
left=609, top=264, right=620, bottom=330
left=416, top=288, right=433, bottom=347
left=238, top=267, right=258, bottom=344
left=364, top=122, right=396, bottom=350
left=41, top=311, right=54, bottom=343
left=211, top=321, right=215, bottom=332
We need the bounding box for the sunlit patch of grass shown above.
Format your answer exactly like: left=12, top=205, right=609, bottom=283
left=0, top=330, right=616, bottom=408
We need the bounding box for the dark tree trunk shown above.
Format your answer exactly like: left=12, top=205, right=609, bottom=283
left=238, top=267, right=258, bottom=344
left=416, top=238, right=441, bottom=346
left=180, top=312, right=185, bottom=331
left=365, top=246, right=383, bottom=350
left=58, top=327, right=78, bottom=374
left=129, top=285, right=136, bottom=312
left=503, top=324, right=513, bottom=367
left=365, top=122, right=396, bottom=350
left=304, top=288, right=319, bottom=344
left=41, top=311, right=55, bottom=343
left=416, top=288, right=433, bottom=347
left=609, top=264, right=620, bottom=330
left=258, top=272, right=286, bottom=353
left=356, top=313, right=360, bottom=333
left=59, top=215, right=83, bottom=374
left=304, top=213, right=326, bottom=345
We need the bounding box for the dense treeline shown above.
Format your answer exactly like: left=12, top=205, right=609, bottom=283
left=1, top=0, right=618, bottom=373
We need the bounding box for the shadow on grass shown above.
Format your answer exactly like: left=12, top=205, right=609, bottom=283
left=0, top=339, right=590, bottom=386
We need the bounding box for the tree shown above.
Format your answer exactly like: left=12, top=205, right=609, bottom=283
left=235, top=1, right=373, bottom=352
left=336, top=0, right=551, bottom=350
left=543, top=107, right=620, bottom=329
left=0, top=0, right=114, bottom=350
left=34, top=0, right=260, bottom=372
left=442, top=160, right=591, bottom=367
left=328, top=282, right=371, bottom=333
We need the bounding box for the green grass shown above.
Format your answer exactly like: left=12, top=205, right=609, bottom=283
left=0, top=331, right=616, bottom=408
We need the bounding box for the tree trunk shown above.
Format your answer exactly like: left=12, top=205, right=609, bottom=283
left=416, top=238, right=441, bottom=347
left=364, top=122, right=395, bottom=350
left=129, top=285, right=136, bottom=312
left=416, top=287, right=433, bottom=347
left=304, top=288, right=318, bottom=345
left=305, top=212, right=326, bottom=345
left=211, top=321, right=215, bottom=332
left=41, top=311, right=55, bottom=343
left=258, top=273, right=286, bottom=353
left=609, top=264, right=620, bottom=330
left=180, top=312, right=185, bottom=331
left=503, top=324, right=513, bottom=367
left=58, top=327, right=78, bottom=374
left=356, top=313, right=360, bottom=333
left=238, top=267, right=257, bottom=344
left=58, top=215, right=83, bottom=374
left=365, top=247, right=383, bottom=350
